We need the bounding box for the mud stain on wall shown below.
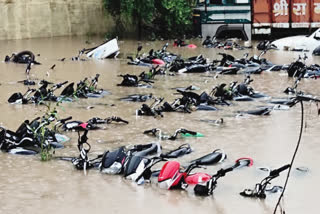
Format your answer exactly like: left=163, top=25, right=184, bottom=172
left=0, top=0, right=114, bottom=40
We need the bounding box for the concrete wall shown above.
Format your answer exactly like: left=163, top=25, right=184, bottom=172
left=0, top=0, right=113, bottom=40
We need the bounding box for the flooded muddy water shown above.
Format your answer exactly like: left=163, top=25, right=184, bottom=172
left=0, top=37, right=319, bottom=214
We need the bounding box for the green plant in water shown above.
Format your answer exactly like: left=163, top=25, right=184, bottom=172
left=39, top=104, right=58, bottom=161
left=103, top=0, right=196, bottom=39
left=27, top=102, right=60, bottom=161
left=39, top=124, right=53, bottom=162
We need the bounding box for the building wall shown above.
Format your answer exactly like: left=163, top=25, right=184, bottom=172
left=0, top=0, right=113, bottom=40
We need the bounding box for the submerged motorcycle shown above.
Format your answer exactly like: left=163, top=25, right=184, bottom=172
left=158, top=157, right=253, bottom=196
left=61, top=130, right=103, bottom=172
left=99, top=142, right=218, bottom=182
left=8, top=74, right=108, bottom=104
left=211, top=75, right=267, bottom=102
left=284, top=54, right=320, bottom=78
left=240, top=164, right=290, bottom=198
left=0, top=115, right=70, bottom=155
left=4, top=50, right=40, bottom=64
left=120, top=94, right=153, bottom=102
left=143, top=128, right=204, bottom=140
left=99, top=141, right=163, bottom=177
left=8, top=80, right=69, bottom=104
left=122, top=148, right=227, bottom=185
left=127, top=43, right=174, bottom=67
left=213, top=50, right=281, bottom=75
left=169, top=54, right=209, bottom=73
left=117, top=74, right=154, bottom=88
left=136, top=90, right=221, bottom=117
left=61, top=74, right=109, bottom=98
left=58, top=116, right=129, bottom=132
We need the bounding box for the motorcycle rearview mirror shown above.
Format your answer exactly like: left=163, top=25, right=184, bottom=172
left=136, top=45, right=143, bottom=58
left=284, top=87, right=295, bottom=94
left=258, top=167, right=271, bottom=172
left=269, top=164, right=290, bottom=177
left=137, top=45, right=143, bottom=52
left=233, top=157, right=253, bottom=169
left=149, top=49, right=154, bottom=56
left=162, top=43, right=169, bottom=51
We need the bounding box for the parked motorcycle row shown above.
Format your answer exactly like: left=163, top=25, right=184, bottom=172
left=8, top=74, right=108, bottom=104
left=2, top=38, right=319, bottom=202
left=129, top=38, right=320, bottom=78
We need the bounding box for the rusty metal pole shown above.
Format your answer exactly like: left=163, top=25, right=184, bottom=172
left=288, top=0, right=292, bottom=29
left=205, top=0, right=207, bottom=14
left=309, top=0, right=313, bottom=34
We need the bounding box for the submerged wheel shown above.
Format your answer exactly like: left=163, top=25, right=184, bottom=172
left=12, top=50, right=35, bottom=64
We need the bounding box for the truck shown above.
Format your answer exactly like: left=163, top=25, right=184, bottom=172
left=193, top=0, right=320, bottom=40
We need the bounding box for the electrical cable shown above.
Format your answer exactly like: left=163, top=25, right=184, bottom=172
left=273, top=101, right=304, bottom=214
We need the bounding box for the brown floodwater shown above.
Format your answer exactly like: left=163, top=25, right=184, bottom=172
left=0, top=37, right=319, bottom=214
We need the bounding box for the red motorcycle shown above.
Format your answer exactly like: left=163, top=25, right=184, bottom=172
left=158, top=157, right=253, bottom=196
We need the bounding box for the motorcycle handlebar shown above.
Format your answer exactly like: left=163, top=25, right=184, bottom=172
left=180, top=129, right=197, bottom=136
left=58, top=116, right=72, bottom=124
left=78, top=129, right=89, bottom=144
left=31, top=117, right=41, bottom=123
left=91, top=74, right=100, bottom=84
left=143, top=128, right=158, bottom=135
left=185, top=162, right=207, bottom=174
left=296, top=95, right=320, bottom=102
left=127, top=56, right=134, bottom=61
left=269, top=164, right=291, bottom=177
left=140, top=79, right=154, bottom=84
left=152, top=65, right=160, bottom=70
left=212, top=60, right=221, bottom=64
left=217, top=167, right=233, bottom=176
left=152, top=156, right=168, bottom=162
left=112, top=117, right=129, bottom=124
left=55, top=81, right=68, bottom=88
left=27, top=88, right=36, bottom=93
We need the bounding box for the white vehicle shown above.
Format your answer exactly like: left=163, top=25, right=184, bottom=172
left=272, top=28, right=320, bottom=52
left=86, top=38, right=120, bottom=59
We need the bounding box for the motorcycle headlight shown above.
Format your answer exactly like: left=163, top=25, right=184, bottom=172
left=158, top=179, right=173, bottom=190
left=101, top=162, right=122, bottom=175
